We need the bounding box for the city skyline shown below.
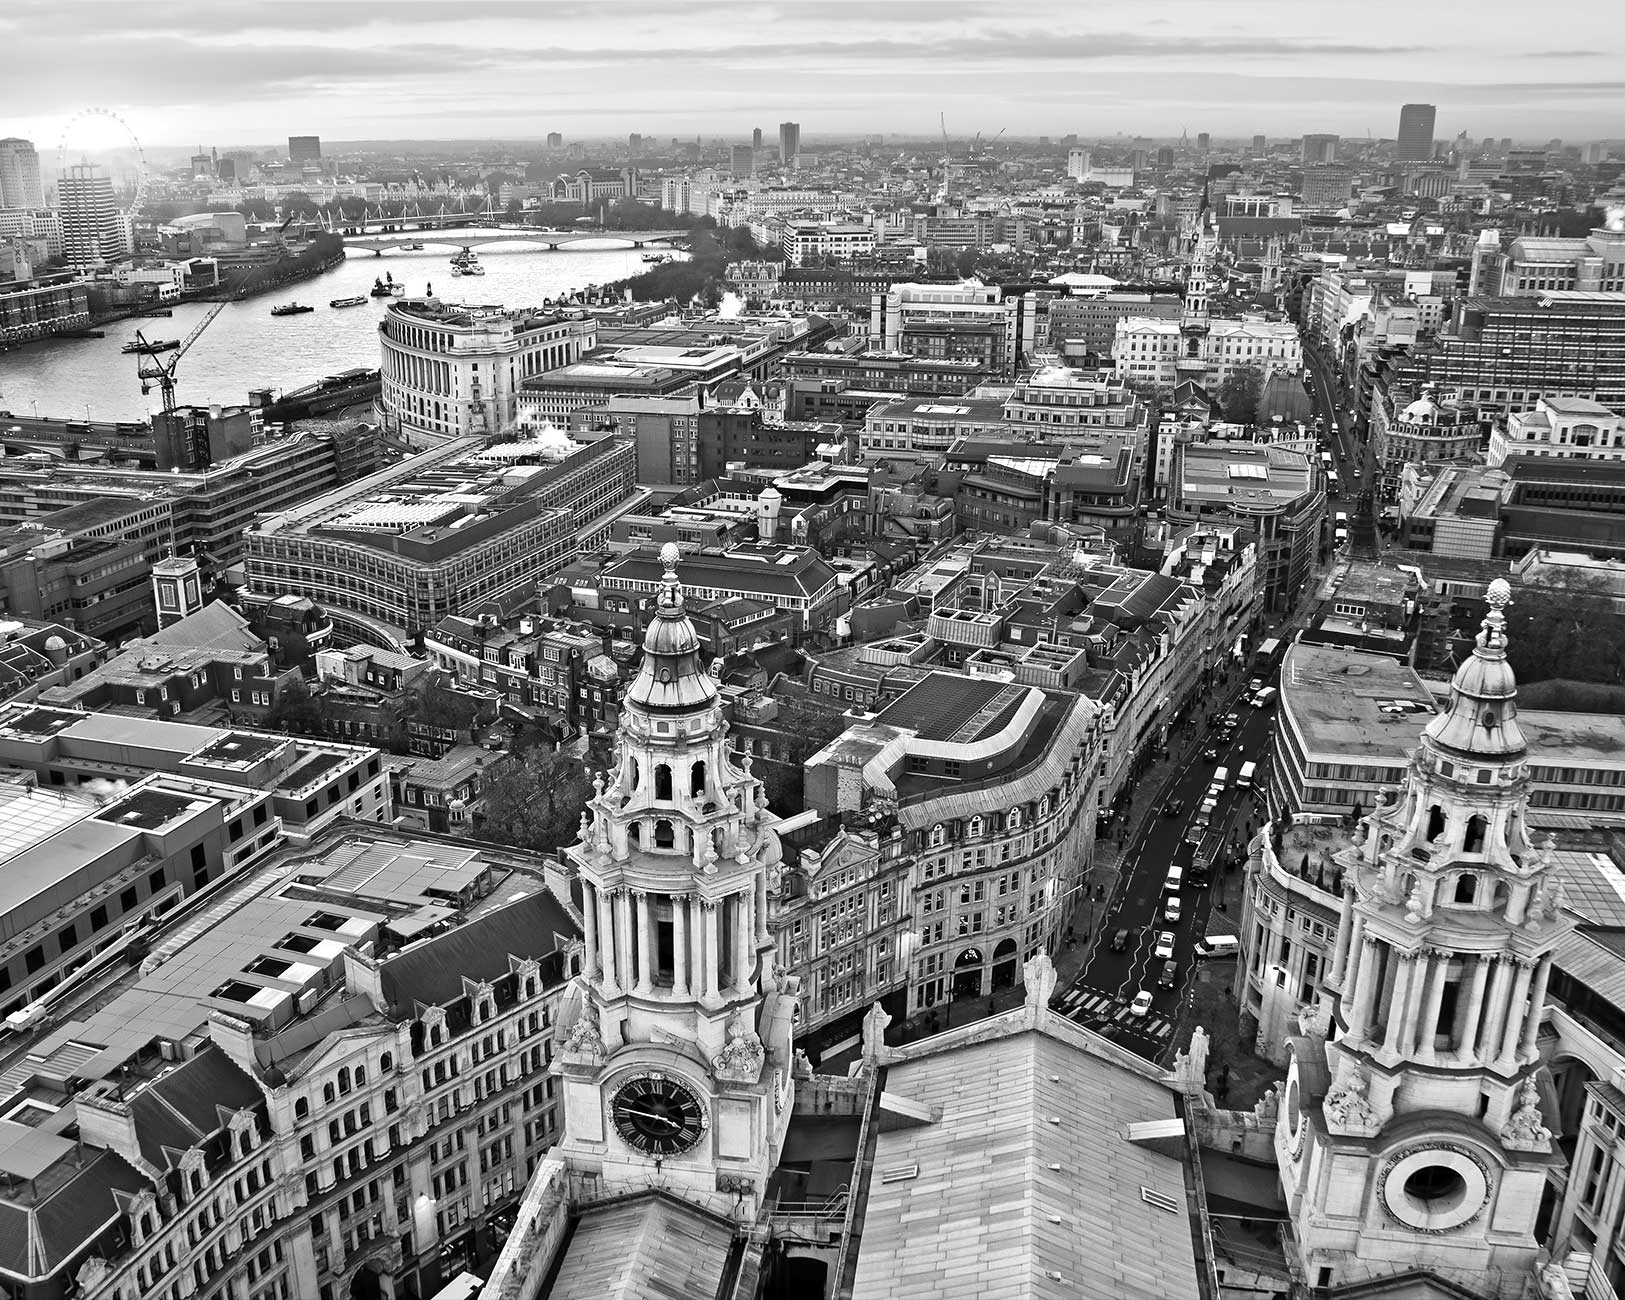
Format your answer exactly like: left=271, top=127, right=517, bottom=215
left=5, top=0, right=1624, bottom=148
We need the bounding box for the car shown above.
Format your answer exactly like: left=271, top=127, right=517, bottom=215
left=1154, top=930, right=1176, bottom=960
left=1162, top=797, right=1184, bottom=818
left=1129, top=990, right=1154, bottom=1017
left=1247, top=677, right=1263, bottom=694
left=1216, top=728, right=1235, bottom=744
left=1159, top=959, right=1179, bottom=989
left=1164, top=895, right=1182, bottom=924
left=1223, top=712, right=1241, bottom=729
left=1110, top=928, right=1130, bottom=952
left=1203, top=744, right=1220, bottom=761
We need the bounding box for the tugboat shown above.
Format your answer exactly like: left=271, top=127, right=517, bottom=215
left=370, top=276, right=394, bottom=297
left=329, top=295, right=367, bottom=308
left=270, top=301, right=314, bottom=316
left=122, top=337, right=179, bottom=353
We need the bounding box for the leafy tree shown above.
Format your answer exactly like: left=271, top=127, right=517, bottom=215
left=1503, top=575, right=1625, bottom=687
left=474, top=749, right=593, bottom=854
left=264, top=676, right=329, bottom=736
left=1217, top=363, right=1265, bottom=424
left=755, top=709, right=848, bottom=815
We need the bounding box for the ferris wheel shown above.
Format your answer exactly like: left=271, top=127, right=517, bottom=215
left=57, top=107, right=149, bottom=217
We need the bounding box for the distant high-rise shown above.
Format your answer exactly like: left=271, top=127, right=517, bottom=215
left=1067, top=148, right=1090, bottom=180
left=216, top=157, right=237, bottom=185
left=1196, top=132, right=1210, bottom=152
left=730, top=144, right=755, bottom=179
left=628, top=132, right=641, bottom=155
left=778, top=121, right=801, bottom=169
left=189, top=148, right=213, bottom=178
left=1156, top=146, right=1175, bottom=169
left=546, top=132, right=563, bottom=150
left=287, top=135, right=321, bottom=166
left=752, top=127, right=763, bottom=151
left=57, top=163, right=128, bottom=266
left=0, top=138, right=45, bottom=209
left=1301, top=133, right=1339, bottom=165
left=1396, top=103, right=1436, bottom=163
left=1252, top=134, right=1267, bottom=153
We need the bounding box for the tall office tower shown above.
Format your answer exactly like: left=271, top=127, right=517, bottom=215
left=546, top=131, right=563, bottom=149
left=189, top=147, right=213, bottom=178
left=57, top=163, right=128, bottom=266
left=730, top=144, right=755, bottom=179
left=1067, top=148, right=1090, bottom=180
left=215, top=157, right=237, bottom=185
left=287, top=135, right=321, bottom=165
left=628, top=132, right=641, bottom=155
left=1252, top=134, right=1267, bottom=153
left=1396, top=103, right=1437, bottom=162
left=778, top=121, right=800, bottom=169
left=1197, top=132, right=1210, bottom=152
left=0, top=138, right=45, bottom=209
left=1302, top=133, right=1340, bottom=165
left=752, top=127, right=762, bottom=151
left=1157, top=146, right=1175, bottom=168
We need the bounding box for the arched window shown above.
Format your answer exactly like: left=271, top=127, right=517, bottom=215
left=629, top=761, right=640, bottom=791
left=294, top=1098, right=310, bottom=1122
left=929, top=824, right=946, bottom=848
left=1463, top=815, right=1487, bottom=855
left=354, top=1065, right=366, bottom=1086
left=429, top=1024, right=443, bottom=1048
left=654, top=764, right=673, bottom=800
left=322, top=1082, right=335, bottom=1105
left=969, top=815, right=984, bottom=838
left=1493, top=879, right=1511, bottom=911
left=654, top=819, right=675, bottom=850
left=628, top=822, right=642, bottom=848
left=1425, top=805, right=1446, bottom=842
left=690, top=760, right=706, bottom=798
left=1008, top=806, right=1023, bottom=830
left=337, top=1067, right=351, bottom=1095
left=379, top=1052, right=393, bottom=1074
left=1038, top=796, right=1050, bottom=818
left=1454, top=874, right=1478, bottom=904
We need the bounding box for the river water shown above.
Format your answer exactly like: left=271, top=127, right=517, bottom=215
left=0, top=234, right=681, bottom=422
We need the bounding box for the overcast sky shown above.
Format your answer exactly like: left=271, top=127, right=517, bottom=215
left=7, top=0, right=1621, bottom=152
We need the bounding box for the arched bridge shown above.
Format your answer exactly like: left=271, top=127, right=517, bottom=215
left=345, top=230, right=688, bottom=253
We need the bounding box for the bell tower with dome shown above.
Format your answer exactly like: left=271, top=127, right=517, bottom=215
left=552, top=543, right=798, bottom=1220
left=1277, top=580, right=1567, bottom=1295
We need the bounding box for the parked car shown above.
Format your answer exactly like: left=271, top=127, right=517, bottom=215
left=1164, top=895, right=1182, bottom=924
left=1111, top=928, right=1130, bottom=952
left=1159, top=960, right=1178, bottom=989
left=1129, top=989, right=1154, bottom=1017
left=1154, top=930, right=1176, bottom=960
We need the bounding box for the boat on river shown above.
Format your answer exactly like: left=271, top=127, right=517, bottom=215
left=329, top=296, right=368, bottom=308
left=270, top=302, right=314, bottom=317
left=122, top=338, right=179, bottom=354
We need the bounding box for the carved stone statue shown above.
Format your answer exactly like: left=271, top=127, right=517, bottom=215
left=562, top=1012, right=605, bottom=1063
left=792, top=1048, right=814, bottom=1080
left=861, top=1001, right=892, bottom=1061
left=1546, top=871, right=1568, bottom=921
left=1023, top=952, right=1058, bottom=1011
left=1323, top=1061, right=1379, bottom=1130
left=1502, top=1076, right=1553, bottom=1150
left=713, top=1007, right=765, bottom=1081
left=1253, top=1084, right=1280, bottom=1125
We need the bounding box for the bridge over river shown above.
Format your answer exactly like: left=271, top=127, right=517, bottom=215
left=346, top=229, right=689, bottom=253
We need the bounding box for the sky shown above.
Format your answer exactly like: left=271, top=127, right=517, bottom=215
left=6, top=0, right=1623, bottom=152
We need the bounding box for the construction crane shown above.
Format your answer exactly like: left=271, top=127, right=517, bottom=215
left=134, top=300, right=227, bottom=415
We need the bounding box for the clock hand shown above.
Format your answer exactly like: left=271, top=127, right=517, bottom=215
left=620, top=1106, right=681, bottom=1129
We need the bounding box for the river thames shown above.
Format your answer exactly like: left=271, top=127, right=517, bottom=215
left=0, top=235, right=683, bottom=422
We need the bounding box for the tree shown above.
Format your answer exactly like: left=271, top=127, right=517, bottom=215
left=474, top=749, right=593, bottom=854
left=1503, top=575, right=1625, bottom=687
left=1217, top=364, right=1265, bottom=424
left=264, top=677, right=329, bottom=737
left=756, top=709, right=848, bottom=815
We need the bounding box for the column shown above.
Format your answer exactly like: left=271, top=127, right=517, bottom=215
left=1456, top=954, right=1492, bottom=1066
left=1382, top=951, right=1418, bottom=1056
left=734, top=891, right=755, bottom=991
left=596, top=884, right=618, bottom=993
left=582, top=881, right=599, bottom=980
left=1498, top=958, right=1536, bottom=1066
left=1478, top=955, right=1514, bottom=1061
left=700, top=901, right=721, bottom=1000
left=1416, top=951, right=1450, bottom=1062
left=1329, top=891, right=1357, bottom=987
left=1521, top=955, right=1553, bottom=1060
left=614, top=889, right=635, bottom=991
left=1346, top=936, right=1381, bottom=1040
left=634, top=892, right=653, bottom=995
left=673, top=895, right=691, bottom=998
left=1338, top=912, right=1367, bottom=996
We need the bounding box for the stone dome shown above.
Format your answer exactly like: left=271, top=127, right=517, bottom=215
left=1401, top=394, right=1441, bottom=424
left=624, top=547, right=719, bottom=712
left=1423, top=579, right=1525, bottom=758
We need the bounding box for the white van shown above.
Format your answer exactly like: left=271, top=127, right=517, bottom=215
left=1334, top=511, right=1349, bottom=527
left=1251, top=686, right=1278, bottom=708
left=1238, top=760, right=1257, bottom=788
left=1195, top=935, right=1240, bottom=960
left=1163, top=866, right=1184, bottom=894
left=1213, top=766, right=1230, bottom=789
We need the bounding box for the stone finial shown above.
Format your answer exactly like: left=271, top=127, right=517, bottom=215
left=1502, top=1076, right=1553, bottom=1151
left=792, top=1048, right=814, bottom=1081
left=561, top=1012, right=606, bottom=1065
left=861, top=1002, right=892, bottom=1062
left=1323, top=1060, right=1380, bottom=1133
left=712, top=1007, right=765, bottom=1083
left=1172, top=1025, right=1210, bottom=1093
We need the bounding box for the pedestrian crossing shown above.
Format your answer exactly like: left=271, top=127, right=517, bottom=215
left=1052, top=985, right=1174, bottom=1039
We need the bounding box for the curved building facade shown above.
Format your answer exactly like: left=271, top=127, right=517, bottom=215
left=377, top=298, right=596, bottom=442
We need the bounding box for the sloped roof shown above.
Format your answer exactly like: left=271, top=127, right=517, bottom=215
left=377, top=890, right=577, bottom=1011
left=0, top=1147, right=147, bottom=1282
left=547, top=1193, right=735, bottom=1300
left=128, top=1046, right=261, bottom=1172
left=141, top=601, right=261, bottom=653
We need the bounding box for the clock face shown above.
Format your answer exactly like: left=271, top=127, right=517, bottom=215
left=611, top=1073, right=707, bottom=1156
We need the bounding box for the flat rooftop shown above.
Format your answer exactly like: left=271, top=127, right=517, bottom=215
left=1281, top=642, right=1436, bottom=760
left=877, top=673, right=1030, bottom=746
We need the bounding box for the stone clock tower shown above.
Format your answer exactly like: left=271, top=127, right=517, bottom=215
left=1277, top=581, right=1565, bottom=1295
left=552, top=544, right=798, bottom=1221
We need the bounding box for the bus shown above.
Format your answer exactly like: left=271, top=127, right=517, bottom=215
left=1320, top=451, right=1333, bottom=470
left=1328, top=470, right=1341, bottom=494
left=1253, top=637, right=1285, bottom=679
